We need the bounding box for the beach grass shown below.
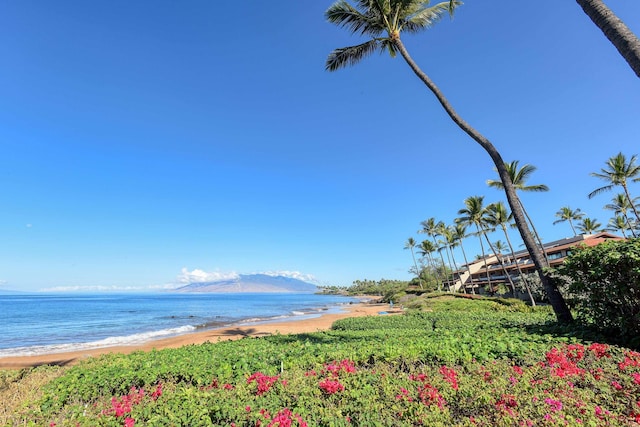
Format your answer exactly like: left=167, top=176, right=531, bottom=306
left=2, top=295, right=640, bottom=426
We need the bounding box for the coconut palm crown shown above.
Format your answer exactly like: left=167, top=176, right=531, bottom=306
left=588, top=152, right=640, bottom=222
left=325, top=0, right=459, bottom=72
left=486, top=161, right=549, bottom=192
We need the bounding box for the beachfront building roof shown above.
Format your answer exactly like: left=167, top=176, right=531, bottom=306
left=450, top=232, right=624, bottom=294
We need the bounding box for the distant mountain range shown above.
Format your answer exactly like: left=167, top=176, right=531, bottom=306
left=173, top=274, right=319, bottom=293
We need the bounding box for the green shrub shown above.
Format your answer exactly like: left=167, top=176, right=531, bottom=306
left=557, top=238, right=640, bottom=343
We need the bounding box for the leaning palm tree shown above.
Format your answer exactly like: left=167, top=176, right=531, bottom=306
left=604, top=193, right=639, bottom=238
left=456, top=196, right=493, bottom=293
left=553, top=206, right=585, bottom=237
left=589, top=152, right=640, bottom=222
left=326, top=0, right=572, bottom=322
left=451, top=223, right=472, bottom=294
left=577, top=217, right=603, bottom=235
left=479, top=212, right=518, bottom=298
left=441, top=225, right=463, bottom=292
left=487, top=160, right=550, bottom=261
left=404, top=237, right=424, bottom=289
left=485, top=202, right=536, bottom=306
left=575, top=0, right=640, bottom=78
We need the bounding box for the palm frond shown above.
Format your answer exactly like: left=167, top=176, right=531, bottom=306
left=326, top=39, right=383, bottom=71
left=523, top=184, right=549, bottom=192
left=588, top=184, right=614, bottom=199
left=402, top=1, right=459, bottom=33
left=325, top=1, right=386, bottom=36
left=486, top=178, right=503, bottom=189
left=381, top=38, right=398, bottom=57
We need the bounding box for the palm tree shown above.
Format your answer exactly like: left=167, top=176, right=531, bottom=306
left=575, top=0, right=640, bottom=78
left=404, top=237, right=424, bottom=289
left=493, top=240, right=507, bottom=256
left=487, top=160, right=550, bottom=261
left=440, top=225, right=463, bottom=292
left=325, top=0, right=572, bottom=322
left=553, top=206, right=585, bottom=237
left=485, top=202, right=536, bottom=306
left=480, top=211, right=518, bottom=298
left=417, top=239, right=439, bottom=290
left=577, top=218, right=603, bottom=235
left=606, top=215, right=631, bottom=238
left=589, top=152, right=640, bottom=222
left=604, top=193, right=638, bottom=238
left=451, top=223, right=472, bottom=294
left=456, top=196, right=493, bottom=293
left=419, top=218, right=449, bottom=290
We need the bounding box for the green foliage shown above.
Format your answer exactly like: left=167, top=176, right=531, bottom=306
left=557, top=239, right=640, bottom=342
left=346, top=279, right=408, bottom=302
left=6, top=296, right=640, bottom=426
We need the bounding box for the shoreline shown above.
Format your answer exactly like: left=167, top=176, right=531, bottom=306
left=0, top=300, right=393, bottom=370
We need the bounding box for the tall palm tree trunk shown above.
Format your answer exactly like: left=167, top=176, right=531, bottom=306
left=441, top=245, right=455, bottom=291
left=482, top=231, right=517, bottom=297
left=519, top=199, right=549, bottom=262
left=500, top=224, right=536, bottom=306
left=475, top=227, right=493, bottom=294
left=409, top=247, right=424, bottom=290
left=393, top=36, right=572, bottom=323
left=446, top=244, right=462, bottom=292
left=576, top=0, right=640, bottom=78
left=432, top=237, right=449, bottom=291
left=622, top=184, right=640, bottom=223
left=623, top=213, right=638, bottom=238
left=457, top=240, right=472, bottom=294
left=568, top=219, right=578, bottom=236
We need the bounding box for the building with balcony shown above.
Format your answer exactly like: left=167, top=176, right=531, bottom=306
left=451, top=232, right=624, bottom=294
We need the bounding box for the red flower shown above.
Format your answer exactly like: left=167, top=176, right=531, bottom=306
left=588, top=343, right=610, bottom=359
left=439, top=365, right=459, bottom=391
left=151, top=384, right=163, bottom=400
left=247, top=372, right=279, bottom=395
left=319, top=378, right=344, bottom=394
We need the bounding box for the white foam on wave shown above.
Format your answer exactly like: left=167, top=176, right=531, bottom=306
left=0, top=325, right=197, bottom=358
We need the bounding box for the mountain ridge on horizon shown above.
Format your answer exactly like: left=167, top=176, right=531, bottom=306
left=173, top=273, right=319, bottom=293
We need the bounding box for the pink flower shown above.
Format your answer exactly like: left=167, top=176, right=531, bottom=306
left=439, top=366, right=459, bottom=391
left=247, top=372, right=279, bottom=395
left=588, top=343, right=610, bottom=358
left=124, top=417, right=135, bottom=427
left=544, top=398, right=563, bottom=412
left=611, top=381, right=623, bottom=391
left=319, top=378, right=344, bottom=394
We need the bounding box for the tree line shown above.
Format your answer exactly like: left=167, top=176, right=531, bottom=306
left=404, top=153, right=640, bottom=304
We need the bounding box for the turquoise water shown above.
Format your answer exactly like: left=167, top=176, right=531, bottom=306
left=0, top=293, right=357, bottom=357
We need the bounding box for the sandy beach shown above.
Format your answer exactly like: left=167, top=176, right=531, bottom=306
left=0, top=301, right=394, bottom=370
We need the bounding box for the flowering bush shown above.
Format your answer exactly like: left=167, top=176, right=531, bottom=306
left=20, top=297, right=640, bottom=426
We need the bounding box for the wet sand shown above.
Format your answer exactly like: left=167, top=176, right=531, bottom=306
left=0, top=301, right=396, bottom=370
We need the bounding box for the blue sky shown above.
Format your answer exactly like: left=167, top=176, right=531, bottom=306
left=1, top=1, right=639, bottom=292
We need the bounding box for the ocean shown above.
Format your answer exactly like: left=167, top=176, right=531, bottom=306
left=0, top=293, right=357, bottom=357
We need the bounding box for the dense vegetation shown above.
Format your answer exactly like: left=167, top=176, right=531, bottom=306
left=557, top=238, right=640, bottom=346
left=3, top=296, right=640, bottom=426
